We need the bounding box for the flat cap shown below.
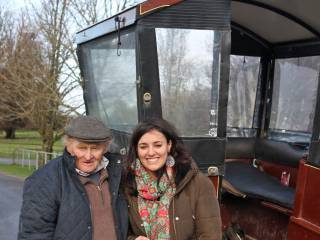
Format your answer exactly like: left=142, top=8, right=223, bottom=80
left=64, top=116, right=112, bottom=142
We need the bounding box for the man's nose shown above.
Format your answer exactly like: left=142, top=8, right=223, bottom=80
left=84, top=149, right=93, bottom=159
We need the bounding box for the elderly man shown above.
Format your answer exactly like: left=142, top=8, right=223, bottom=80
left=18, top=116, right=128, bottom=240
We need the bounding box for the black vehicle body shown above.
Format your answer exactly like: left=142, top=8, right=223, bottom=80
left=76, top=1, right=320, bottom=239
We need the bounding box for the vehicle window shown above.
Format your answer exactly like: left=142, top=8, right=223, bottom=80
left=269, top=56, right=320, bottom=142
left=79, top=30, right=138, bottom=132
left=156, top=28, right=224, bottom=137
left=227, top=55, right=260, bottom=137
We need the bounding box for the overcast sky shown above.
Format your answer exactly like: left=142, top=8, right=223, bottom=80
left=2, top=0, right=27, bottom=10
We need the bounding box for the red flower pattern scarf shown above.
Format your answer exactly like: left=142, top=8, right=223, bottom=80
left=133, top=159, right=176, bottom=240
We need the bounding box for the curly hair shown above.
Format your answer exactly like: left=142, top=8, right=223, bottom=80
left=123, top=118, right=192, bottom=196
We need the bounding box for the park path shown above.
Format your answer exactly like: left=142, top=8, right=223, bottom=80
left=0, top=172, right=24, bottom=240
left=0, top=157, right=37, bottom=167
left=0, top=157, right=14, bottom=164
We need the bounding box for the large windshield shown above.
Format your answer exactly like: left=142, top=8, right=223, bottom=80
left=78, top=30, right=138, bottom=133
left=156, top=28, right=224, bottom=137
left=269, top=56, right=320, bottom=142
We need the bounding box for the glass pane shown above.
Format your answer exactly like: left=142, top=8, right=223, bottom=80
left=227, top=55, right=260, bottom=137
left=156, top=28, right=222, bottom=137
left=80, top=31, right=137, bottom=132
left=270, top=56, right=320, bottom=139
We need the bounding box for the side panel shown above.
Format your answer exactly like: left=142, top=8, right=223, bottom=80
left=288, top=161, right=320, bottom=240
left=183, top=138, right=225, bottom=172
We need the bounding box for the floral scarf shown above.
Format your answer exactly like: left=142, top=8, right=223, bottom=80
left=133, top=159, right=176, bottom=240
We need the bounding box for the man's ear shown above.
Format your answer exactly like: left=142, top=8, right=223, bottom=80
left=66, top=143, right=74, bottom=156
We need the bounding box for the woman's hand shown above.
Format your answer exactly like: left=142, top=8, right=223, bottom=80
left=135, top=236, right=149, bottom=240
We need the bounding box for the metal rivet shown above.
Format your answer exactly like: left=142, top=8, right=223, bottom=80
left=119, top=148, right=126, bottom=155
left=143, top=92, right=152, bottom=104
left=208, top=166, right=219, bottom=176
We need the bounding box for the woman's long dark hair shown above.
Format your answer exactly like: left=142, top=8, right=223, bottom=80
left=123, top=118, right=192, bottom=196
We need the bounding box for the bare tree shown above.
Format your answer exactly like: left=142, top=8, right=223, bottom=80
left=0, top=2, right=78, bottom=159
left=0, top=7, right=27, bottom=139
left=28, top=0, right=83, bottom=156
left=0, top=0, right=137, bottom=162
left=68, top=0, right=138, bottom=29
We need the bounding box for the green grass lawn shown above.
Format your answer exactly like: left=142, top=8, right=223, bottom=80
left=0, top=130, right=63, bottom=159
left=0, top=163, right=36, bottom=179
left=0, top=130, right=63, bottom=178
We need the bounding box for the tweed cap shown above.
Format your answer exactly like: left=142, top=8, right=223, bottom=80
left=64, top=116, right=112, bottom=142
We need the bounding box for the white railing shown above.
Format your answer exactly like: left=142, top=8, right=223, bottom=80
left=14, top=148, right=61, bottom=170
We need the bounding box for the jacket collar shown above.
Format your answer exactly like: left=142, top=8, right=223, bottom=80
left=63, top=148, right=77, bottom=172
left=63, top=148, right=123, bottom=197
left=174, top=161, right=199, bottom=195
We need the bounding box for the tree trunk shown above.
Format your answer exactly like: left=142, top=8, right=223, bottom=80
left=5, top=127, right=16, bottom=139
left=39, top=125, right=54, bottom=167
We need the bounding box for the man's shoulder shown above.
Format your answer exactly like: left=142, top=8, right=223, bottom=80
left=26, top=155, right=64, bottom=183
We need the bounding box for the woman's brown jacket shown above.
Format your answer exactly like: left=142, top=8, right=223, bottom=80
left=126, top=165, right=222, bottom=240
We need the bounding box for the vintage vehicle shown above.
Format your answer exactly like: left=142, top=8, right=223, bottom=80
left=76, top=0, right=320, bottom=239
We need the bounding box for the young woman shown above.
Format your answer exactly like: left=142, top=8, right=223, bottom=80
left=123, top=118, right=222, bottom=240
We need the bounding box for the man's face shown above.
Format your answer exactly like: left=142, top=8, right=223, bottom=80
left=67, top=139, right=109, bottom=173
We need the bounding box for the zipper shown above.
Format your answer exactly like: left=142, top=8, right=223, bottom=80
left=172, top=197, right=177, bottom=238
left=97, top=184, right=105, bottom=205
left=170, top=170, right=194, bottom=239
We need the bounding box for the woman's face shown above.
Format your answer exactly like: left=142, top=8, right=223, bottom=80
left=137, top=129, right=172, bottom=176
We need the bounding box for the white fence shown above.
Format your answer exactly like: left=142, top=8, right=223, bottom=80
left=14, top=148, right=61, bottom=170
